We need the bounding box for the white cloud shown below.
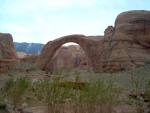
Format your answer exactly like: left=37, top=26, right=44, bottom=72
left=36, top=18, right=108, bottom=43
left=5, top=0, right=38, bottom=15
left=40, top=0, right=95, bottom=8
left=6, top=0, right=98, bottom=14
left=2, top=23, right=29, bottom=34
left=13, top=35, right=33, bottom=43
left=1, top=0, right=150, bottom=44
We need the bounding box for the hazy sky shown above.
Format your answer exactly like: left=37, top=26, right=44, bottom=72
left=0, top=0, right=150, bottom=44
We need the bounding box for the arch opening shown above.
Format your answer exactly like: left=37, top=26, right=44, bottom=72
left=36, top=35, right=91, bottom=72
left=52, top=42, right=88, bottom=70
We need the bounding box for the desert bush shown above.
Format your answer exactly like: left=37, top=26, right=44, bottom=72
left=81, top=78, right=121, bottom=113
left=30, top=75, right=121, bottom=113
left=31, top=78, right=72, bottom=113
left=128, top=69, right=150, bottom=113
left=0, top=70, right=122, bottom=113
left=1, top=77, right=31, bottom=107
left=47, top=79, right=77, bottom=113
left=131, top=71, right=145, bottom=94
left=31, top=79, right=50, bottom=101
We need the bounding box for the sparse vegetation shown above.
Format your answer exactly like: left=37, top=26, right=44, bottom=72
left=0, top=61, right=150, bottom=112
left=1, top=77, right=30, bottom=107
left=0, top=76, right=121, bottom=113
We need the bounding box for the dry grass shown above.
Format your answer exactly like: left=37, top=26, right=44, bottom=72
left=0, top=61, right=150, bottom=112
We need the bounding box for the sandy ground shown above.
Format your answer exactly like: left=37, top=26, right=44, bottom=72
left=29, top=105, right=137, bottom=113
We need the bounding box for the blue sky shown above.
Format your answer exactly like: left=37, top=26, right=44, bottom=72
left=0, top=0, right=150, bottom=44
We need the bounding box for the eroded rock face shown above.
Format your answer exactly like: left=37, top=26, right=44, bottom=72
left=0, top=59, right=18, bottom=75
left=0, top=33, right=18, bottom=73
left=52, top=45, right=87, bottom=70
left=104, top=26, right=114, bottom=41
left=103, top=10, right=150, bottom=72
left=36, top=10, right=150, bottom=72
left=0, top=33, right=18, bottom=59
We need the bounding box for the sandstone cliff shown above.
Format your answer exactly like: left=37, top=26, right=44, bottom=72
left=0, top=33, right=18, bottom=59
left=103, top=10, right=150, bottom=72
left=0, top=33, right=18, bottom=73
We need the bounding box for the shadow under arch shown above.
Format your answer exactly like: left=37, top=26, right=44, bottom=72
left=36, top=34, right=90, bottom=71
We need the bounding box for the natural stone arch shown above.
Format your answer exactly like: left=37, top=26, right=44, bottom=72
left=36, top=34, right=91, bottom=71
left=36, top=10, right=150, bottom=73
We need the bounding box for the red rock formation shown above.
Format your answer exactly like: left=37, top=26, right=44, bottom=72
left=0, top=33, right=18, bottom=59
left=103, top=10, right=150, bottom=72
left=36, top=34, right=104, bottom=72
left=36, top=10, right=150, bottom=72
left=0, top=59, right=18, bottom=75
left=20, top=45, right=87, bottom=70
left=52, top=45, right=87, bottom=70
left=0, top=33, right=18, bottom=73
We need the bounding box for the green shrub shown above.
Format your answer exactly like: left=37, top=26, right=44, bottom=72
left=1, top=77, right=31, bottom=107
